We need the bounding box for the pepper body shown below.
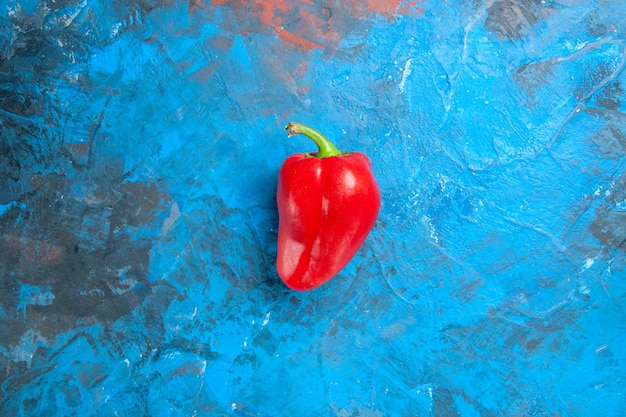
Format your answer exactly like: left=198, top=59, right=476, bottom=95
left=276, top=123, right=380, bottom=291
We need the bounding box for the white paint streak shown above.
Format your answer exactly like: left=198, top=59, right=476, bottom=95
left=262, top=311, right=271, bottom=327
left=399, top=58, right=413, bottom=93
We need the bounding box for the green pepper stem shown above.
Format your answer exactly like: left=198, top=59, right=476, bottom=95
left=285, top=122, right=343, bottom=158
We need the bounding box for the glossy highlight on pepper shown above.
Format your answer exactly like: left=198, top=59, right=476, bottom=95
left=276, top=122, right=381, bottom=291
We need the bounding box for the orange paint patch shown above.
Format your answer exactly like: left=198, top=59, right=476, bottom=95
left=364, top=0, right=403, bottom=15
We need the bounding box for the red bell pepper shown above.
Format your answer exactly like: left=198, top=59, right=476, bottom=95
left=276, top=122, right=381, bottom=291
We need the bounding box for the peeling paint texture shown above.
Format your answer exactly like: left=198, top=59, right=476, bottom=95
left=1, top=0, right=626, bottom=415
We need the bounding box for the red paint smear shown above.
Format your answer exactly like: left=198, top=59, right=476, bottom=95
left=222, top=0, right=325, bottom=49
left=3, top=235, right=63, bottom=265
left=206, top=0, right=426, bottom=51
left=249, top=0, right=329, bottom=50
left=188, top=0, right=205, bottom=14
left=275, top=26, right=322, bottom=51
left=399, top=0, right=426, bottom=15
left=190, top=60, right=218, bottom=83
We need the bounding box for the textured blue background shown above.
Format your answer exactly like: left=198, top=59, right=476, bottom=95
left=1, top=0, right=626, bottom=415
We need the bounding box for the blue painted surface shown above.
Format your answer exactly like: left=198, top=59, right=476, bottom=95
left=1, top=0, right=625, bottom=415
